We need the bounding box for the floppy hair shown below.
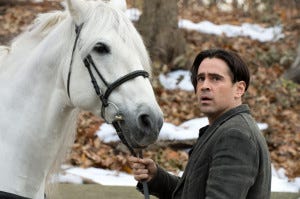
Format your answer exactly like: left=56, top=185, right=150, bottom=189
left=190, top=49, right=250, bottom=92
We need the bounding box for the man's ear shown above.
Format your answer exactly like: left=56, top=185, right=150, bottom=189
left=235, top=81, right=246, bottom=98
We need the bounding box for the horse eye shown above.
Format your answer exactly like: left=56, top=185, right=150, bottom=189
left=93, top=42, right=110, bottom=54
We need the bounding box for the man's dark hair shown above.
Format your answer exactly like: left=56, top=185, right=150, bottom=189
left=190, top=49, right=250, bottom=93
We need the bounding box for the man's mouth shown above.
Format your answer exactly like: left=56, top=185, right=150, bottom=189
left=200, top=96, right=212, bottom=103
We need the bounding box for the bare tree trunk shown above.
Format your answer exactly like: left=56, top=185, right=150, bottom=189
left=283, top=42, right=300, bottom=83
left=137, top=0, right=186, bottom=65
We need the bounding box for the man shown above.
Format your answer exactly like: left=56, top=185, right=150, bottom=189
left=129, top=49, right=271, bottom=199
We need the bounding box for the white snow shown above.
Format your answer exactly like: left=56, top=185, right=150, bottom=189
left=271, top=166, right=300, bottom=192
left=96, top=117, right=268, bottom=143
left=57, top=166, right=300, bottom=193
left=125, top=8, right=284, bottom=42
left=178, top=19, right=284, bottom=42
left=63, top=167, right=137, bottom=186
left=159, top=70, right=194, bottom=91
left=125, top=8, right=141, bottom=22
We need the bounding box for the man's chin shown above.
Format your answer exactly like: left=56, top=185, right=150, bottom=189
left=200, top=105, right=213, bottom=113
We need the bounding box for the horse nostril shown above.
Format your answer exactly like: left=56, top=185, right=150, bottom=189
left=138, top=114, right=152, bottom=130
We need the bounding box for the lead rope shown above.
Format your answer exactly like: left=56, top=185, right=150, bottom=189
left=112, top=121, right=150, bottom=199
left=137, top=151, right=150, bottom=199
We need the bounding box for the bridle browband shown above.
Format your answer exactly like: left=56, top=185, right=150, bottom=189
left=67, top=23, right=150, bottom=199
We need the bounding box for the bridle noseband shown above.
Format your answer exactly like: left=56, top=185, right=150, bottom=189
left=67, top=23, right=150, bottom=199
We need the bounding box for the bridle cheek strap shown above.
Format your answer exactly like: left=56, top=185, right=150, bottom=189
left=83, top=54, right=149, bottom=120
left=67, top=24, right=83, bottom=98
left=84, top=54, right=149, bottom=107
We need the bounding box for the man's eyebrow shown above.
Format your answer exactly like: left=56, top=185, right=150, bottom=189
left=197, top=72, right=224, bottom=77
left=208, top=73, right=223, bottom=77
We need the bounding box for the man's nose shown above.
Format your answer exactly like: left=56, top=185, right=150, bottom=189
left=201, top=79, right=211, bottom=91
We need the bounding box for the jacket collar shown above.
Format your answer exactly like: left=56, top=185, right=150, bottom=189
left=208, top=104, right=250, bottom=131
left=173, top=104, right=250, bottom=197
left=192, top=104, right=250, bottom=156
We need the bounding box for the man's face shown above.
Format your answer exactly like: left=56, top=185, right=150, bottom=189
left=196, top=57, right=245, bottom=123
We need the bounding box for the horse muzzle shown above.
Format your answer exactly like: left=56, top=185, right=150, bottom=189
left=113, top=105, right=163, bottom=149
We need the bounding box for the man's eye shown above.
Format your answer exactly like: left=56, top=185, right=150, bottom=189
left=212, top=75, right=222, bottom=81
left=197, top=76, right=205, bottom=82
left=93, top=42, right=110, bottom=54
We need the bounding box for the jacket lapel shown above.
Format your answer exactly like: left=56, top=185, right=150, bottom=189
left=193, top=105, right=250, bottom=154
left=172, top=105, right=250, bottom=198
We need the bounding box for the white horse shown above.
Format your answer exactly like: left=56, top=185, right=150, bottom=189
left=0, top=0, right=163, bottom=198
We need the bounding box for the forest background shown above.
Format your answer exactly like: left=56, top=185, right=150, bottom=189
left=0, top=0, right=299, bottom=180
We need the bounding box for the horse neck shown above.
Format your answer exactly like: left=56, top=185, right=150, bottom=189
left=0, top=18, right=79, bottom=198
left=4, top=18, right=75, bottom=131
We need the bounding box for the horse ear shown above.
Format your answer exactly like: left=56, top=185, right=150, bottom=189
left=67, top=0, right=89, bottom=25
left=108, top=0, right=127, bottom=12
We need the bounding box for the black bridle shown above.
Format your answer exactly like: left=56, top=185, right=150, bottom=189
left=67, top=23, right=150, bottom=199
left=67, top=24, right=149, bottom=123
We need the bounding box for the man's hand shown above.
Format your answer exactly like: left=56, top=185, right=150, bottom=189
left=129, top=157, right=157, bottom=182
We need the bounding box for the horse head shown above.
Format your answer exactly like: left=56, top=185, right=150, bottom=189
left=65, top=0, right=163, bottom=149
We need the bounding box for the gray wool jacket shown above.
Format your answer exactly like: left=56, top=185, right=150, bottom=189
left=137, top=104, right=271, bottom=199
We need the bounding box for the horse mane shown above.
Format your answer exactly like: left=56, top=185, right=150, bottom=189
left=30, top=11, right=68, bottom=38
left=0, top=11, right=68, bottom=74
left=9, top=10, right=67, bottom=53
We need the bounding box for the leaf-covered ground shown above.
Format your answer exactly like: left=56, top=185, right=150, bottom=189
left=0, top=1, right=299, bottom=178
